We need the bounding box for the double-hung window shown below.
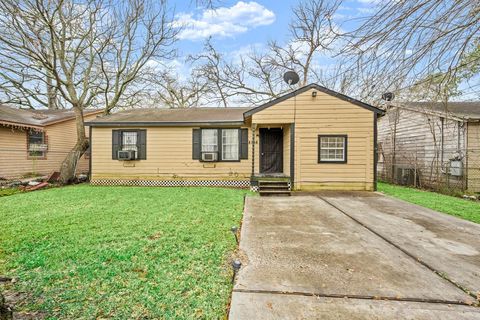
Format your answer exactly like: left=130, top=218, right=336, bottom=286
left=201, top=129, right=218, bottom=154
left=199, top=128, right=240, bottom=161
left=112, top=129, right=146, bottom=160
left=222, top=129, right=239, bottom=161
left=27, top=130, right=47, bottom=158
left=318, top=135, right=347, bottom=163
left=121, top=131, right=138, bottom=153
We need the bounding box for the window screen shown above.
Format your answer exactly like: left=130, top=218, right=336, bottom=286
left=201, top=129, right=218, bottom=152
left=222, top=129, right=239, bottom=160
left=122, top=131, right=138, bottom=152
left=319, top=135, right=347, bottom=163
left=28, top=130, right=46, bottom=158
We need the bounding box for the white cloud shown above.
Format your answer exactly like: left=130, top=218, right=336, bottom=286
left=174, top=1, right=275, bottom=41
left=357, top=7, right=376, bottom=14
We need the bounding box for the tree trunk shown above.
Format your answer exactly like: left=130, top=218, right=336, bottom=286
left=59, top=106, right=88, bottom=184
left=46, top=71, right=58, bottom=110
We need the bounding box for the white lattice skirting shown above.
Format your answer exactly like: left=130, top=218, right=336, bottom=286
left=91, top=179, right=250, bottom=188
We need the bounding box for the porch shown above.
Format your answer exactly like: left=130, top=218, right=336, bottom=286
left=249, top=123, right=294, bottom=195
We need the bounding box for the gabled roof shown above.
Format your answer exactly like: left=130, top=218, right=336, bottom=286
left=244, top=83, right=384, bottom=117
left=0, top=104, right=102, bottom=129
left=86, top=107, right=252, bottom=127
left=388, top=101, right=480, bottom=121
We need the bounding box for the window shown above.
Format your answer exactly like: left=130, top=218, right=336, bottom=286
left=222, top=129, right=239, bottom=160
left=201, top=129, right=218, bottom=153
left=27, top=130, right=47, bottom=158
left=195, top=128, right=244, bottom=161
left=121, top=131, right=138, bottom=153
left=318, top=135, right=347, bottom=163
left=112, top=129, right=146, bottom=160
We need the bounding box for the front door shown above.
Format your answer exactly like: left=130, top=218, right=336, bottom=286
left=260, top=128, right=283, bottom=173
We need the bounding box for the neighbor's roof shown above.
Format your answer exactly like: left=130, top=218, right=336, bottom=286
left=0, top=104, right=102, bottom=129
left=393, top=101, right=480, bottom=121
left=86, top=107, right=253, bottom=126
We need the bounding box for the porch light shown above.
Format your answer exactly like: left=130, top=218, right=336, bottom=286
left=312, top=91, right=317, bottom=97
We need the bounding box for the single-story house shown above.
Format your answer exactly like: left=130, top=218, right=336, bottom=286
left=0, top=105, right=102, bottom=179
left=86, top=84, right=384, bottom=192
left=377, top=101, right=480, bottom=192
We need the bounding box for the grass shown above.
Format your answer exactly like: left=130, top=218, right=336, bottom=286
left=378, top=182, right=480, bottom=224
left=0, top=188, right=21, bottom=197
left=0, top=185, right=249, bottom=319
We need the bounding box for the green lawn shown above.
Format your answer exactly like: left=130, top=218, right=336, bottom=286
left=378, top=182, right=480, bottom=224
left=0, top=185, right=248, bottom=319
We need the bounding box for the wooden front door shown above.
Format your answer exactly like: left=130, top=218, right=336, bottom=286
left=260, top=128, right=283, bottom=173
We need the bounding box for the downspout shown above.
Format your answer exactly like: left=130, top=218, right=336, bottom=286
left=465, top=122, right=469, bottom=191
left=440, top=117, right=445, bottom=166
left=290, top=123, right=295, bottom=190
left=88, top=125, right=92, bottom=181
left=251, top=123, right=256, bottom=185
left=374, top=113, right=378, bottom=191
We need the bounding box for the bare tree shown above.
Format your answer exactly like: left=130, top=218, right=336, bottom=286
left=0, top=0, right=177, bottom=183
left=149, top=70, right=210, bottom=108
left=343, top=0, right=480, bottom=99
left=192, top=0, right=344, bottom=106
left=269, top=0, right=341, bottom=86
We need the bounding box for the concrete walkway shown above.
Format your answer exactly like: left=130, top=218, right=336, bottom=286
left=229, top=194, right=480, bottom=319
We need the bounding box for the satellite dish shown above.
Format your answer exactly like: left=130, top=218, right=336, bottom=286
left=283, top=71, right=300, bottom=86
left=382, top=92, right=395, bottom=101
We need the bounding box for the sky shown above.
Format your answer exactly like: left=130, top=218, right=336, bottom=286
left=170, top=0, right=376, bottom=68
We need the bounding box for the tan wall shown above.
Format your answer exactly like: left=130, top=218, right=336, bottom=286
left=252, top=88, right=375, bottom=191
left=91, top=126, right=252, bottom=181
left=467, top=122, right=480, bottom=192
left=0, top=114, right=96, bottom=179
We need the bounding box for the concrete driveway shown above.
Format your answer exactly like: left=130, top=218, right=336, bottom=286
left=229, top=192, right=480, bottom=319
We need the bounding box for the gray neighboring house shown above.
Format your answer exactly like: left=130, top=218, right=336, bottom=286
left=377, top=101, right=480, bottom=192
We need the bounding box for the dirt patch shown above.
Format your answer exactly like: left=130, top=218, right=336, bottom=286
left=1, top=281, right=46, bottom=320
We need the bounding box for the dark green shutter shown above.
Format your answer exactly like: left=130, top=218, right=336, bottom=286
left=192, top=129, right=201, bottom=159
left=137, top=130, right=147, bottom=160
left=240, top=128, right=248, bottom=159
left=112, top=130, right=121, bottom=159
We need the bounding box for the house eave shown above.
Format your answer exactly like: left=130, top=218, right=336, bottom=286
left=0, top=120, right=44, bottom=130
left=244, top=83, right=385, bottom=118
left=383, top=104, right=479, bottom=122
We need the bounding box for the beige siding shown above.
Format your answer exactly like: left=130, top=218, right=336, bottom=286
left=91, top=126, right=252, bottom=181
left=467, top=122, right=480, bottom=192
left=0, top=114, right=96, bottom=179
left=252, top=89, right=374, bottom=191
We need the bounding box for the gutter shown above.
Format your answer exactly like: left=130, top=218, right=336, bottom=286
left=85, top=121, right=246, bottom=127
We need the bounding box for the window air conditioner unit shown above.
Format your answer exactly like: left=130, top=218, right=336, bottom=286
left=118, top=150, right=136, bottom=161
left=202, top=152, right=218, bottom=162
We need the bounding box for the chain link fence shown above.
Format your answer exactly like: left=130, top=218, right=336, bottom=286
left=378, top=147, right=480, bottom=195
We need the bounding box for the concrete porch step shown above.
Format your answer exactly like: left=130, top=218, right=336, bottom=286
left=259, top=190, right=291, bottom=196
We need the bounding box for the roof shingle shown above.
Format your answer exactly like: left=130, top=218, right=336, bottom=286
left=87, top=107, right=252, bottom=126
left=398, top=101, right=480, bottom=120
left=0, top=105, right=101, bottom=128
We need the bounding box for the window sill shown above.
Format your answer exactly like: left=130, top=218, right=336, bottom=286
left=318, top=160, right=347, bottom=164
